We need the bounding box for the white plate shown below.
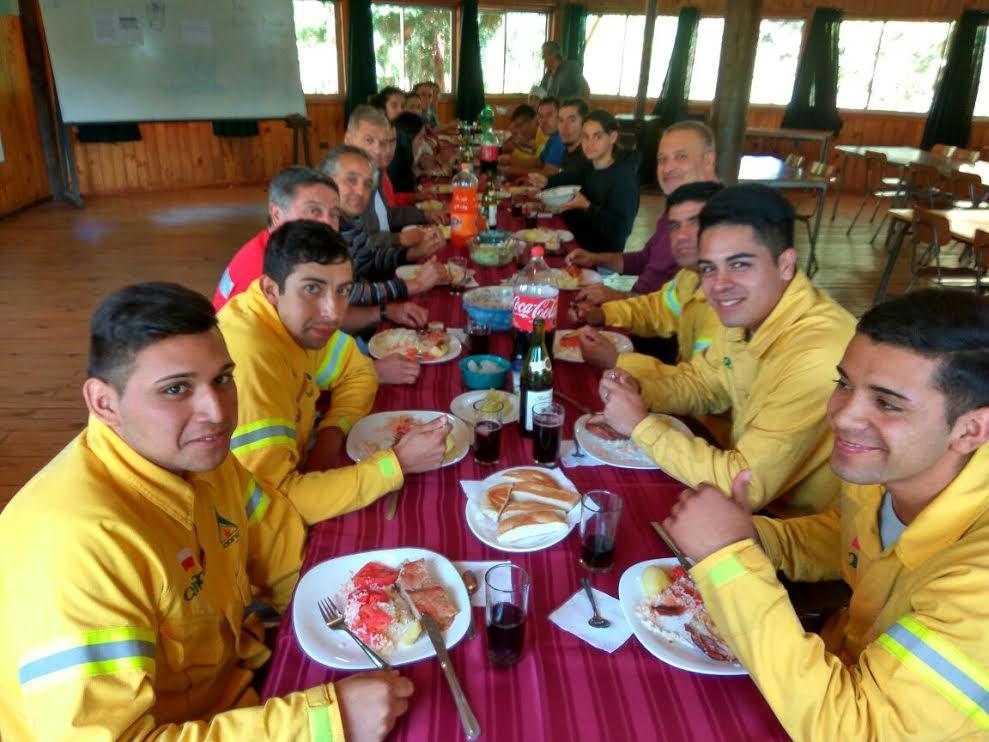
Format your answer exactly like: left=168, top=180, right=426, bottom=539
left=552, top=268, right=601, bottom=291
left=619, top=558, right=746, bottom=676
left=293, top=547, right=471, bottom=670
left=574, top=413, right=693, bottom=470
left=347, top=410, right=470, bottom=466
left=367, top=329, right=462, bottom=364
left=395, top=262, right=468, bottom=286
left=553, top=330, right=633, bottom=363
left=450, top=390, right=520, bottom=425
left=464, top=466, right=579, bottom=553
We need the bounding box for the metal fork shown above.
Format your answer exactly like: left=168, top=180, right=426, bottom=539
left=318, top=597, right=392, bottom=669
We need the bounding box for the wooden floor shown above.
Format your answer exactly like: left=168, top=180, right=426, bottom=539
left=0, top=186, right=931, bottom=508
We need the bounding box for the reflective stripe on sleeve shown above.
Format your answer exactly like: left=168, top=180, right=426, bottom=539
left=243, top=476, right=271, bottom=525
left=316, top=332, right=352, bottom=389
left=877, top=615, right=989, bottom=729
left=663, top=280, right=682, bottom=317
left=18, top=627, right=156, bottom=688
left=230, top=418, right=297, bottom=455
left=692, top=337, right=712, bottom=358
left=217, top=267, right=235, bottom=300
left=307, top=705, right=335, bottom=741
left=707, top=555, right=746, bottom=588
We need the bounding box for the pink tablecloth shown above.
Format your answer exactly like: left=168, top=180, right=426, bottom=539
left=261, top=217, right=787, bottom=740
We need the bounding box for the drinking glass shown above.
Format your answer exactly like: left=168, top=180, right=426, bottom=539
left=448, top=256, right=469, bottom=295
left=465, top=317, right=491, bottom=355
left=485, top=564, right=529, bottom=667
left=472, top=399, right=503, bottom=466
left=532, top=401, right=564, bottom=467
left=579, top=490, right=623, bottom=573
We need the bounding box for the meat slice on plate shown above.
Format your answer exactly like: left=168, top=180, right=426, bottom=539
left=585, top=414, right=629, bottom=442
left=398, top=558, right=437, bottom=591
left=408, top=585, right=458, bottom=630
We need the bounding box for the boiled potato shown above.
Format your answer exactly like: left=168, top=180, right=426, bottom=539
left=397, top=619, right=423, bottom=646
left=641, top=565, right=671, bottom=598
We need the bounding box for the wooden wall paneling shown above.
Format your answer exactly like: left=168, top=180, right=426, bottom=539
left=0, top=14, right=50, bottom=215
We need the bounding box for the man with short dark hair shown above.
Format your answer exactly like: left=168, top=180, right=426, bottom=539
left=556, top=98, right=590, bottom=174
left=219, top=220, right=451, bottom=525
left=413, top=80, right=439, bottom=129
left=600, top=184, right=856, bottom=517
left=502, top=104, right=539, bottom=161
left=0, top=282, right=414, bottom=739
left=664, top=289, right=989, bottom=739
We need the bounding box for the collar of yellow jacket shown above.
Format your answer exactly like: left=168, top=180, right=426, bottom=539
left=85, top=415, right=204, bottom=530
left=855, top=444, right=989, bottom=568
left=674, top=268, right=704, bottom=301
left=722, top=271, right=815, bottom=358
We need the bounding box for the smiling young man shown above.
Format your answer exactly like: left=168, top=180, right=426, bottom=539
left=600, top=184, right=855, bottom=517
left=0, top=283, right=414, bottom=739
left=218, top=220, right=451, bottom=525
left=663, top=289, right=989, bottom=739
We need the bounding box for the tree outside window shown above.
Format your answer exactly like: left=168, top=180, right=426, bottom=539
left=373, top=4, right=453, bottom=93
left=479, top=11, right=548, bottom=95
left=294, top=0, right=339, bottom=95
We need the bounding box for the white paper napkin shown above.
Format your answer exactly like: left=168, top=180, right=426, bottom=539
left=549, top=587, right=632, bottom=653
left=451, top=560, right=512, bottom=607
left=560, top=440, right=604, bottom=468
left=448, top=327, right=468, bottom=344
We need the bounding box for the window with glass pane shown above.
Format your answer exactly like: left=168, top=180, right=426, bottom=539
left=294, top=0, right=339, bottom=95
left=974, top=57, right=989, bottom=117
left=584, top=14, right=645, bottom=96
left=837, top=20, right=951, bottom=112
left=645, top=16, right=679, bottom=98
left=479, top=11, right=548, bottom=94
left=372, top=4, right=453, bottom=92
left=750, top=20, right=804, bottom=104
left=688, top=18, right=724, bottom=101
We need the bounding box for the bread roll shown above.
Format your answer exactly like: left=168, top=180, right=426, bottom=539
left=496, top=510, right=569, bottom=544
left=500, top=499, right=566, bottom=519
left=499, top=468, right=560, bottom=489
left=510, top=483, right=580, bottom=511
left=480, top=483, right=512, bottom=520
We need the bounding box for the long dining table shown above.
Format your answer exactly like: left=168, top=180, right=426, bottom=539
left=260, top=204, right=788, bottom=740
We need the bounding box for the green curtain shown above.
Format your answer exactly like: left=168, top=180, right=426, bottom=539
left=652, top=7, right=699, bottom=124
left=456, top=0, right=485, bottom=121
left=921, top=10, right=989, bottom=150
left=561, top=4, right=587, bottom=70
left=346, top=0, right=377, bottom=119
left=780, top=8, right=843, bottom=135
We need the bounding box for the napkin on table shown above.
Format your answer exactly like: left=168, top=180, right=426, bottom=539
left=452, top=560, right=512, bottom=607
left=549, top=587, right=632, bottom=653
left=560, top=440, right=604, bottom=468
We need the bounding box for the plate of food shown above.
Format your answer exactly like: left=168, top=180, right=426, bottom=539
left=395, top=262, right=471, bottom=286
left=556, top=229, right=574, bottom=243
left=450, top=389, right=520, bottom=425
left=293, top=548, right=470, bottom=670
left=574, top=413, right=692, bottom=470
left=553, top=330, right=633, bottom=363
left=619, top=558, right=745, bottom=675
left=463, top=467, right=580, bottom=553
left=553, top=266, right=602, bottom=291
left=347, top=410, right=470, bottom=467
left=367, top=328, right=461, bottom=364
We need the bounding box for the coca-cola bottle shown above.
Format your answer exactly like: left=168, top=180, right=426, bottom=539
left=479, top=106, right=499, bottom=177
left=519, top=318, right=553, bottom=437
left=511, top=245, right=558, bottom=394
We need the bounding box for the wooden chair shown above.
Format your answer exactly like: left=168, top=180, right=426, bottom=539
left=909, top=209, right=985, bottom=291
left=952, top=148, right=981, bottom=164
left=945, top=171, right=987, bottom=209
left=791, top=161, right=835, bottom=276
left=904, top=162, right=948, bottom=210
left=847, top=150, right=909, bottom=236
left=931, top=143, right=957, bottom=158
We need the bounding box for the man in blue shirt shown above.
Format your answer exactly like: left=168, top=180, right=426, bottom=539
left=537, top=97, right=565, bottom=168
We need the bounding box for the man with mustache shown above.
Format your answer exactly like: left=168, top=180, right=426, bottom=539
left=663, top=289, right=989, bottom=740
left=218, top=219, right=451, bottom=526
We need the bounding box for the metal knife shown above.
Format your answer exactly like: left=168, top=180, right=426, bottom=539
left=397, top=585, right=481, bottom=740
left=554, top=389, right=593, bottom=415
left=650, top=521, right=695, bottom=572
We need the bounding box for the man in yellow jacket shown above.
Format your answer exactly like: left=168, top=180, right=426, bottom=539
left=570, top=181, right=724, bottom=369
left=219, top=219, right=451, bottom=526
left=0, top=283, right=413, bottom=740
left=664, top=289, right=989, bottom=740
left=600, top=184, right=855, bottom=516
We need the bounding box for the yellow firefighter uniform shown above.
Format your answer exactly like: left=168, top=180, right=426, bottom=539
left=0, top=417, right=343, bottom=740
left=219, top=281, right=403, bottom=525
left=691, top=444, right=989, bottom=740
left=602, top=268, right=718, bottom=362
left=623, top=272, right=855, bottom=517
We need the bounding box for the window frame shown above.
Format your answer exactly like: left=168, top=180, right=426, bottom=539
left=476, top=9, right=550, bottom=96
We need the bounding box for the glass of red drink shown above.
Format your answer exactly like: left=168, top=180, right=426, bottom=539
left=532, top=401, right=564, bottom=467
left=485, top=564, right=530, bottom=667
left=465, top=318, right=491, bottom=356
left=471, top=399, right=504, bottom=466
left=448, top=255, right=469, bottom=295
left=578, top=490, right=623, bottom=573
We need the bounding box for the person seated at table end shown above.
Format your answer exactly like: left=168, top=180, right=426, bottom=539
left=503, top=97, right=565, bottom=177
left=219, top=219, right=451, bottom=526
left=533, top=109, right=639, bottom=254
left=500, top=104, right=539, bottom=161
left=563, top=119, right=718, bottom=306
left=0, top=282, right=414, bottom=740
left=572, top=180, right=724, bottom=371
left=599, top=183, right=855, bottom=517
left=664, top=288, right=989, bottom=740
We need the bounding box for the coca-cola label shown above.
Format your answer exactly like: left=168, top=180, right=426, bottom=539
left=512, top=293, right=558, bottom=332
left=480, top=144, right=498, bottom=162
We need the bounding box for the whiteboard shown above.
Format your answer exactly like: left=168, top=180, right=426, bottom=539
left=40, top=0, right=306, bottom=124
